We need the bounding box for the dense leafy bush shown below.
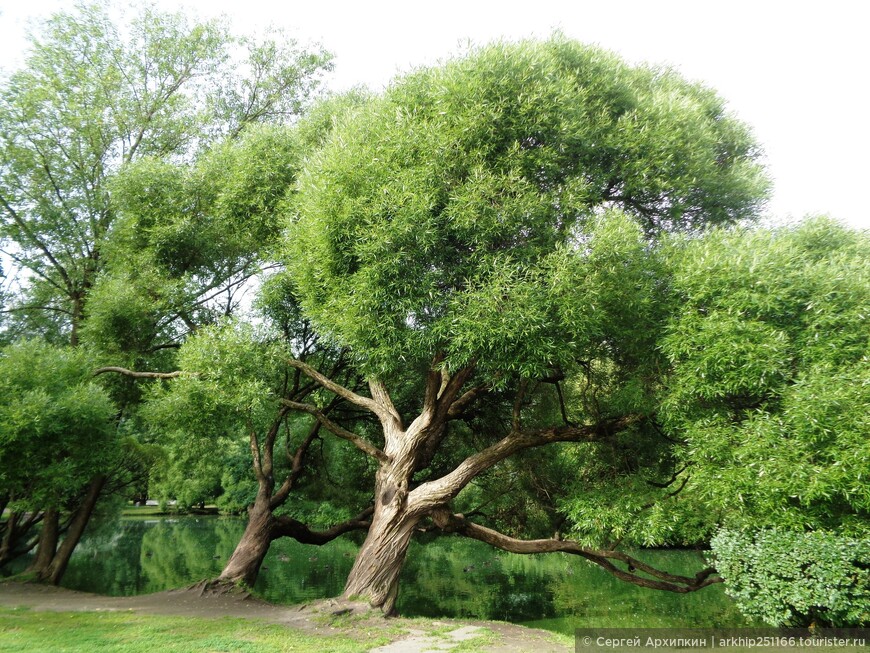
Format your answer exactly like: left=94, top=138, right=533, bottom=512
left=711, top=529, right=870, bottom=627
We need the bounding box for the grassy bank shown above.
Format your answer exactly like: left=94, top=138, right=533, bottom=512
left=0, top=607, right=388, bottom=653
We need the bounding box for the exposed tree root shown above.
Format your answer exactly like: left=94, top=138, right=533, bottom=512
left=187, top=578, right=252, bottom=599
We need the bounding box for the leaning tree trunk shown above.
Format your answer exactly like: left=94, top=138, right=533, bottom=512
left=217, top=495, right=275, bottom=588
left=343, top=464, right=421, bottom=615
left=40, top=476, right=105, bottom=585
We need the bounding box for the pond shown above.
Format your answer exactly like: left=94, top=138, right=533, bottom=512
left=11, top=515, right=754, bottom=635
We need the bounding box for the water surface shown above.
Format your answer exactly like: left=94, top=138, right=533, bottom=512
left=33, top=515, right=754, bottom=634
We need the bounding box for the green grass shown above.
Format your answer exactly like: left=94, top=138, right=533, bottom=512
left=0, top=607, right=389, bottom=653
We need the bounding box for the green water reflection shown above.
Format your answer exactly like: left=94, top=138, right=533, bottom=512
left=52, top=516, right=752, bottom=634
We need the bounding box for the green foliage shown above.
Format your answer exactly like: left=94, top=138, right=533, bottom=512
left=108, top=123, right=302, bottom=276
left=0, top=1, right=331, bottom=345
left=661, top=218, right=870, bottom=534
left=0, top=339, right=117, bottom=510
left=141, top=321, right=287, bottom=507
left=287, top=36, right=767, bottom=379
left=711, top=529, right=870, bottom=627
left=555, top=218, right=869, bottom=547
left=83, top=122, right=306, bottom=364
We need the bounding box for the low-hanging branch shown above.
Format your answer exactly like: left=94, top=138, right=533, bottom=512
left=281, top=398, right=388, bottom=464
left=272, top=505, right=375, bottom=544
left=431, top=509, right=721, bottom=593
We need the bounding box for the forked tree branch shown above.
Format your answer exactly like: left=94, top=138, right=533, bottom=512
left=410, top=415, right=642, bottom=511
left=285, top=358, right=395, bottom=424
left=270, top=421, right=321, bottom=510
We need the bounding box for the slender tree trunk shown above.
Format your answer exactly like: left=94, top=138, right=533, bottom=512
left=1, top=511, right=22, bottom=568
left=46, top=475, right=106, bottom=585
left=27, top=509, right=59, bottom=579
left=70, top=295, right=83, bottom=348
left=217, top=496, right=275, bottom=588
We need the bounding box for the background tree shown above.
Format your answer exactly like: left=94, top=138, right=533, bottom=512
left=554, top=218, right=868, bottom=549
left=85, top=90, right=375, bottom=589
left=0, top=1, right=332, bottom=585
left=279, top=36, right=768, bottom=614
left=0, top=339, right=115, bottom=581
left=0, top=1, right=330, bottom=345
left=121, top=317, right=374, bottom=589
left=655, top=218, right=868, bottom=627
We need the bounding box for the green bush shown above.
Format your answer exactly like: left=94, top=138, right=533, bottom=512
left=711, top=529, right=870, bottom=627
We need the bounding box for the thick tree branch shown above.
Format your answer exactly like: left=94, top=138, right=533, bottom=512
left=285, top=358, right=392, bottom=422
left=270, top=420, right=322, bottom=510
left=248, top=419, right=263, bottom=481
left=447, top=383, right=490, bottom=418
left=369, top=379, right=402, bottom=428
left=422, top=352, right=448, bottom=413
left=431, top=363, right=477, bottom=425
left=93, top=366, right=184, bottom=379
left=410, top=415, right=642, bottom=511
left=281, top=399, right=388, bottom=464
left=260, top=405, right=292, bottom=481
left=432, top=509, right=720, bottom=593
left=272, top=506, right=374, bottom=544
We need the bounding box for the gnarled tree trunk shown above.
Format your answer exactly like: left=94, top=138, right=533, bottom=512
left=343, top=465, right=421, bottom=615
left=289, top=357, right=698, bottom=616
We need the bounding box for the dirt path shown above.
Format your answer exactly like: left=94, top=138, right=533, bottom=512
left=0, top=582, right=570, bottom=653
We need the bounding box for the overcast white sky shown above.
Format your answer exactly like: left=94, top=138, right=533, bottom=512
left=1, top=0, right=868, bottom=229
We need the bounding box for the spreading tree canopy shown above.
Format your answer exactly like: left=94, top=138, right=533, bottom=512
left=276, top=37, right=769, bottom=614
left=289, top=36, right=767, bottom=379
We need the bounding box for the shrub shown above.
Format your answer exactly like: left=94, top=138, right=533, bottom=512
left=710, top=529, right=870, bottom=627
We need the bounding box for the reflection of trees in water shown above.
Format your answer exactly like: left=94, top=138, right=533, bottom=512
left=57, top=518, right=753, bottom=631
left=253, top=537, right=359, bottom=604
left=397, top=539, right=754, bottom=628
left=398, top=537, right=557, bottom=622
left=67, top=517, right=246, bottom=595
left=63, top=520, right=149, bottom=595
left=139, top=519, right=244, bottom=591
left=546, top=550, right=753, bottom=628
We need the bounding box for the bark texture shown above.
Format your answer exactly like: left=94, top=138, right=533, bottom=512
left=287, top=355, right=716, bottom=614
left=218, top=498, right=276, bottom=587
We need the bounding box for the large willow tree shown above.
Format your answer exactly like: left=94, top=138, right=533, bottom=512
left=280, top=37, right=768, bottom=614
